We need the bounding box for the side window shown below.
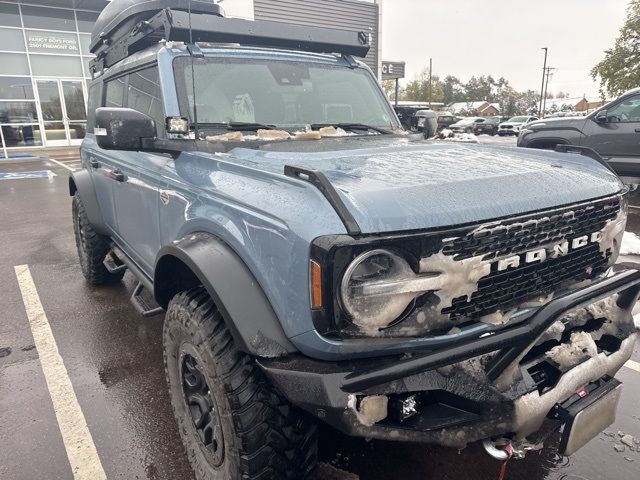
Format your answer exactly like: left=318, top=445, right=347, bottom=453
left=104, top=77, right=125, bottom=108
left=126, top=66, right=165, bottom=135
left=607, top=95, right=640, bottom=123
left=86, top=82, right=101, bottom=133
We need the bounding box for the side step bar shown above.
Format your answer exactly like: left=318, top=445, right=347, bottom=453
left=108, top=245, right=164, bottom=318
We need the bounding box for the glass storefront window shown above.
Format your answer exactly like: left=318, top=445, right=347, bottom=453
left=21, top=5, right=76, bottom=31
left=0, top=77, right=34, bottom=100
left=26, top=30, right=80, bottom=54
left=79, top=34, right=92, bottom=55
left=0, top=3, right=21, bottom=28
left=76, top=11, right=99, bottom=33
left=0, top=53, right=30, bottom=75
left=1, top=124, right=43, bottom=148
left=0, top=101, right=39, bottom=123
left=36, top=81, right=63, bottom=121
left=62, top=81, right=86, bottom=120
left=0, top=27, right=26, bottom=51
left=30, top=55, right=83, bottom=77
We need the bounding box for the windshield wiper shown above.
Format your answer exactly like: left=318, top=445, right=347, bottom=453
left=310, top=123, right=393, bottom=135
left=197, top=122, right=277, bottom=131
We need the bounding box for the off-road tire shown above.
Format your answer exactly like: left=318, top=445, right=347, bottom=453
left=164, top=287, right=318, bottom=480
left=72, top=193, right=123, bottom=285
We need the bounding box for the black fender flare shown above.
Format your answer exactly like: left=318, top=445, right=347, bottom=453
left=68, top=170, right=109, bottom=235
left=154, top=232, right=297, bottom=357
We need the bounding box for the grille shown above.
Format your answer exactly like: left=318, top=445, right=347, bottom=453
left=442, top=196, right=620, bottom=261
left=442, top=244, right=610, bottom=320
left=439, top=196, right=621, bottom=321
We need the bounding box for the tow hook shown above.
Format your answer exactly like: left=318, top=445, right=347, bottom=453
left=482, top=438, right=527, bottom=460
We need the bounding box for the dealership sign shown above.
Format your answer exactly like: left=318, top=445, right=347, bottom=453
left=27, top=31, right=79, bottom=53
left=381, top=61, right=405, bottom=80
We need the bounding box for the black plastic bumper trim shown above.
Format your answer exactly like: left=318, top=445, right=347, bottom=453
left=342, top=269, right=640, bottom=392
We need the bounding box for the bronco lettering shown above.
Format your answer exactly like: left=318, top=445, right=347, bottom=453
left=496, top=231, right=602, bottom=272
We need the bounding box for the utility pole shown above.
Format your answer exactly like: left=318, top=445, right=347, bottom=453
left=539, top=47, right=548, bottom=117
left=394, top=78, right=399, bottom=107
left=428, top=57, right=433, bottom=109
left=542, top=67, right=555, bottom=116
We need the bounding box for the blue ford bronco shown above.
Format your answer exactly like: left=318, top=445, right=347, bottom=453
left=70, top=1, right=640, bottom=478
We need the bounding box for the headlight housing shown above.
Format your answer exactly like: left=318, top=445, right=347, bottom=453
left=340, top=249, right=416, bottom=332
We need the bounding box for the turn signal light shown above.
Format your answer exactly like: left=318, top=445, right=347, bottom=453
left=310, top=260, right=323, bottom=309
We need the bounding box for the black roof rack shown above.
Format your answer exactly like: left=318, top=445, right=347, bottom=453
left=90, top=0, right=370, bottom=77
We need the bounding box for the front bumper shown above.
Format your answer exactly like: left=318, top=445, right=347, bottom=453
left=259, top=269, right=640, bottom=447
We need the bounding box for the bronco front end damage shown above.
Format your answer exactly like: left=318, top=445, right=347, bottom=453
left=259, top=268, right=640, bottom=454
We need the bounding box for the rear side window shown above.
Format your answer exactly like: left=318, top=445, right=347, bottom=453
left=126, top=66, right=165, bottom=135
left=104, top=77, right=125, bottom=108
left=86, top=82, right=101, bottom=133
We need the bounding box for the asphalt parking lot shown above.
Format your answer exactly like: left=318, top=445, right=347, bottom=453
left=1, top=149, right=640, bottom=480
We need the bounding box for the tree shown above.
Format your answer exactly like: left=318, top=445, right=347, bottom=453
left=515, top=90, right=541, bottom=116
left=403, top=70, right=444, bottom=103
left=442, top=75, right=465, bottom=104
left=592, top=0, right=640, bottom=97
left=381, top=80, right=402, bottom=102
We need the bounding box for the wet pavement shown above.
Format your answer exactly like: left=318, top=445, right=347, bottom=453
left=0, top=155, right=639, bottom=480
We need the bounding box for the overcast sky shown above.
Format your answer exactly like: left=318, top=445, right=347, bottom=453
left=381, top=0, right=629, bottom=98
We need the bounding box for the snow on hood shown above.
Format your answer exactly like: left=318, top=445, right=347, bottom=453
left=213, top=141, right=624, bottom=234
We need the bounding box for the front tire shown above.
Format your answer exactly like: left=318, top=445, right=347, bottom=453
left=72, top=193, right=123, bottom=285
left=163, top=287, right=318, bottom=480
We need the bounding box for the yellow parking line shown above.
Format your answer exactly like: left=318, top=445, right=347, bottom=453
left=625, top=359, right=640, bottom=374
left=14, top=265, right=107, bottom=480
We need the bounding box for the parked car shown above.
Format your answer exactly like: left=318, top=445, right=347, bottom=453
left=498, top=115, right=538, bottom=136
left=449, top=116, right=483, bottom=133
left=518, top=88, right=640, bottom=179
left=436, top=113, right=459, bottom=130
left=394, top=105, right=426, bottom=130
left=71, top=1, right=640, bottom=478
left=473, top=116, right=501, bottom=135
left=412, top=109, right=438, bottom=137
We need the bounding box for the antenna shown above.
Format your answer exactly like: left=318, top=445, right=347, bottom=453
left=188, top=0, right=200, bottom=140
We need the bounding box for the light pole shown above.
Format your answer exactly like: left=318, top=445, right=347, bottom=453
left=539, top=48, right=548, bottom=117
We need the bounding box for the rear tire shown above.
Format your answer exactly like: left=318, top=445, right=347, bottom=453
left=163, top=287, right=318, bottom=480
left=72, top=193, right=123, bottom=285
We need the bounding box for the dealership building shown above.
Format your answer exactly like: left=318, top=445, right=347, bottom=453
left=0, top=0, right=381, bottom=159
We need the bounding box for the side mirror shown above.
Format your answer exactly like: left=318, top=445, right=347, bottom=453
left=595, top=110, right=608, bottom=123
left=95, top=107, right=156, bottom=150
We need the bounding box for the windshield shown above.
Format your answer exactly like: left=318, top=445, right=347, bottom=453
left=174, top=56, right=399, bottom=130
left=508, top=116, right=529, bottom=122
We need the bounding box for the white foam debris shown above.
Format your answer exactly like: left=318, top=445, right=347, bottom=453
left=546, top=331, right=598, bottom=368
left=257, top=129, right=290, bottom=140
left=620, top=232, right=640, bottom=256
left=205, top=131, right=244, bottom=142
left=318, top=126, right=353, bottom=137
left=347, top=394, right=388, bottom=427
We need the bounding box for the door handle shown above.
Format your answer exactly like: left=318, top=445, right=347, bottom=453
left=635, top=128, right=640, bottom=133
left=89, top=157, right=99, bottom=169
left=109, top=169, right=125, bottom=182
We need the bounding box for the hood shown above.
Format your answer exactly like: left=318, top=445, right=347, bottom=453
left=527, top=117, right=588, bottom=130
left=220, top=139, right=623, bottom=234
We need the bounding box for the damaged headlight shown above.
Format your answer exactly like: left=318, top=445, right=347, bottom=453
left=340, top=249, right=436, bottom=332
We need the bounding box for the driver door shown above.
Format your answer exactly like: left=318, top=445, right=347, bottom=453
left=582, top=94, right=640, bottom=176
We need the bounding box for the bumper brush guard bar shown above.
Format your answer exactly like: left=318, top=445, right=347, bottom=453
left=342, top=268, right=640, bottom=392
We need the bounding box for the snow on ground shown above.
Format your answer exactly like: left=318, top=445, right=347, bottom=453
left=620, top=232, right=640, bottom=256
left=443, top=133, right=479, bottom=143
